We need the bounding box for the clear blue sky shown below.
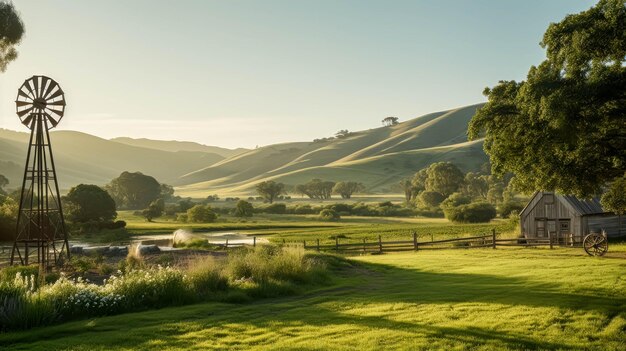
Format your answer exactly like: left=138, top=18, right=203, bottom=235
left=0, top=0, right=597, bottom=148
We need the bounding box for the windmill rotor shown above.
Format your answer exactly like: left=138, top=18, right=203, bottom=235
left=15, top=75, right=66, bottom=129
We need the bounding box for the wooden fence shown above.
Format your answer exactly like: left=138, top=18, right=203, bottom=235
left=303, top=230, right=585, bottom=254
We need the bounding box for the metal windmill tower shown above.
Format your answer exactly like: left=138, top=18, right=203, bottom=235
left=10, top=76, right=70, bottom=267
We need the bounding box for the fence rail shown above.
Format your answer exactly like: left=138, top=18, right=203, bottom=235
left=303, top=230, right=585, bottom=254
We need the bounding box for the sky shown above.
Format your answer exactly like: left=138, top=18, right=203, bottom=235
left=0, top=0, right=597, bottom=149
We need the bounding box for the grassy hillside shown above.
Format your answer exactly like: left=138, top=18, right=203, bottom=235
left=176, top=103, right=487, bottom=196
left=0, top=129, right=225, bottom=190
left=111, top=137, right=248, bottom=158
left=0, top=103, right=487, bottom=195
left=2, top=247, right=624, bottom=350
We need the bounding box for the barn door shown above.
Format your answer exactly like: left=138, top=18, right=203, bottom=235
left=559, top=220, right=571, bottom=245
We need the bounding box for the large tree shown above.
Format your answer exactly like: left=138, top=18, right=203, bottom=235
left=0, top=1, right=24, bottom=72
left=106, top=171, right=162, bottom=209
left=64, top=184, right=117, bottom=224
left=332, top=181, right=364, bottom=199
left=295, top=179, right=336, bottom=200
left=255, top=181, right=284, bottom=204
left=424, top=162, right=464, bottom=198
left=469, top=0, right=626, bottom=201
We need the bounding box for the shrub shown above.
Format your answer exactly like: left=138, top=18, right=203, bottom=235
left=262, top=203, right=287, bottom=214
left=444, top=202, right=497, bottom=223
left=441, top=192, right=471, bottom=209
left=499, top=201, right=525, bottom=218
left=187, top=205, right=217, bottom=223
left=319, top=209, right=340, bottom=221
left=234, top=200, right=254, bottom=217
left=292, top=204, right=317, bottom=214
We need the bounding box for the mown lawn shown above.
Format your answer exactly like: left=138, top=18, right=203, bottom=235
left=2, top=246, right=624, bottom=350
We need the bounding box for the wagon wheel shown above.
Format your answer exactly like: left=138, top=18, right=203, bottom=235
left=583, top=233, right=608, bottom=257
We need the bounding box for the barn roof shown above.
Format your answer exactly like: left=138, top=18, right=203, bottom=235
left=560, top=195, right=605, bottom=215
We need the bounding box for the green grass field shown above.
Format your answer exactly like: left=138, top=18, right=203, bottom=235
left=2, top=247, right=624, bottom=350
left=115, top=211, right=517, bottom=245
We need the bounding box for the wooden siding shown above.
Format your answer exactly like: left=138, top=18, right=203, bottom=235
left=521, top=192, right=581, bottom=237
left=586, top=214, right=626, bottom=238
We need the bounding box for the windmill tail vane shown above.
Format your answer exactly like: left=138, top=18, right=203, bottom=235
left=10, top=75, right=70, bottom=267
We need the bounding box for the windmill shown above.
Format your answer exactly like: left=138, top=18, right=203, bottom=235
left=10, top=76, right=70, bottom=267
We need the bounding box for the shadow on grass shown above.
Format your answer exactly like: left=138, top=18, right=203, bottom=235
left=1, top=257, right=624, bottom=350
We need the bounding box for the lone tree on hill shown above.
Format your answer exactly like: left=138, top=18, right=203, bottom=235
left=332, top=181, right=365, bottom=199
left=255, top=181, right=284, bottom=204
left=0, top=1, right=24, bottom=72
left=469, top=0, right=626, bottom=206
left=382, top=116, right=399, bottom=126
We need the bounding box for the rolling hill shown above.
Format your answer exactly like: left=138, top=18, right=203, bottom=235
left=0, top=103, right=488, bottom=196
left=0, top=129, right=228, bottom=190
left=175, top=103, right=488, bottom=196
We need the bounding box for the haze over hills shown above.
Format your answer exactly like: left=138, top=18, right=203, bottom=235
left=110, top=137, right=248, bottom=158
left=0, top=103, right=488, bottom=196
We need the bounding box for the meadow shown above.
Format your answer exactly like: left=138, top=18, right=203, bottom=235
left=1, top=246, right=624, bottom=350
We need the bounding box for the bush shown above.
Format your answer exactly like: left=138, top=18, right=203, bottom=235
left=319, top=209, right=340, bottom=221
left=187, top=205, right=217, bottom=223
left=499, top=201, right=525, bottom=218
left=441, top=192, right=471, bottom=209
left=234, top=200, right=254, bottom=217
left=444, top=202, right=497, bottom=223
left=291, top=204, right=317, bottom=214
left=262, top=203, right=287, bottom=214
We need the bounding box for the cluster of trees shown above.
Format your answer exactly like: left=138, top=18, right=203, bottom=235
left=399, top=162, right=519, bottom=223
left=293, top=179, right=365, bottom=200
left=0, top=176, right=18, bottom=241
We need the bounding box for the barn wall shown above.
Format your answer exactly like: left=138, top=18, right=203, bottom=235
left=520, top=192, right=580, bottom=237
left=585, top=214, right=626, bottom=238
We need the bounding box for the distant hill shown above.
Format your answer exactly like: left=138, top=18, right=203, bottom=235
left=176, top=103, right=488, bottom=196
left=0, top=103, right=488, bottom=196
left=110, top=137, right=248, bottom=158
left=0, top=129, right=226, bottom=190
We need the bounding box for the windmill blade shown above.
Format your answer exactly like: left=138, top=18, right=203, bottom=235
left=17, top=107, right=34, bottom=117
left=45, top=113, right=59, bottom=127
left=43, top=80, right=57, bottom=99
left=32, top=77, right=40, bottom=99
left=16, top=100, right=33, bottom=107
left=23, top=80, right=36, bottom=98
left=46, top=107, right=64, bottom=118
left=47, top=100, right=66, bottom=106
left=18, top=89, right=33, bottom=100
left=47, top=88, right=64, bottom=101
left=22, top=114, right=34, bottom=126
left=40, top=77, right=50, bottom=97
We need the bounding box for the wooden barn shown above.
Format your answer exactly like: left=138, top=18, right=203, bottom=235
left=520, top=192, right=626, bottom=241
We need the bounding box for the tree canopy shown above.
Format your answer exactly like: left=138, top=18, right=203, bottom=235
left=424, top=162, right=464, bottom=198
left=0, top=1, right=24, bottom=72
left=255, top=181, right=284, bottom=204
left=64, top=184, right=117, bottom=224
left=105, top=172, right=162, bottom=210
left=382, top=117, right=399, bottom=126
left=295, top=179, right=336, bottom=200
left=332, top=181, right=364, bottom=199
left=234, top=200, right=254, bottom=217
left=468, top=0, right=626, bottom=201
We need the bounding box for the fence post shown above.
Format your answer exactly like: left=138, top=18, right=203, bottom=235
left=317, top=239, right=320, bottom=251
left=225, top=239, right=228, bottom=249
left=363, top=238, right=366, bottom=253
left=335, top=237, right=339, bottom=251
left=413, top=231, right=418, bottom=251
left=492, top=229, right=496, bottom=249
left=253, top=236, right=256, bottom=247
left=378, top=235, right=382, bottom=253
left=548, top=232, right=553, bottom=249
left=303, top=240, right=306, bottom=249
